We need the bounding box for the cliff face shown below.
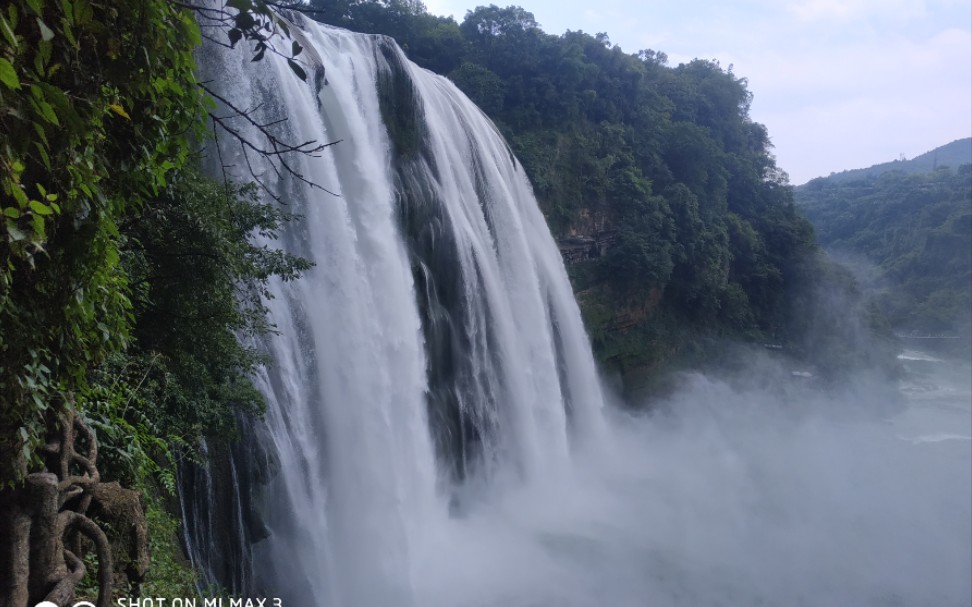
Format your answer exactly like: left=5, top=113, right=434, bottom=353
left=557, top=223, right=672, bottom=384
left=557, top=231, right=617, bottom=265
left=180, top=419, right=277, bottom=595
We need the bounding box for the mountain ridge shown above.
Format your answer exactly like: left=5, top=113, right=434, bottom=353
left=808, top=137, right=972, bottom=185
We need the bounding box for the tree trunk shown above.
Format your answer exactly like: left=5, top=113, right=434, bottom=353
left=0, top=488, right=31, bottom=607
left=0, top=409, right=147, bottom=607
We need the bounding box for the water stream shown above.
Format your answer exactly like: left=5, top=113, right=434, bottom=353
left=181, top=15, right=971, bottom=607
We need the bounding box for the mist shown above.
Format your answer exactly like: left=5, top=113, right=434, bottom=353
left=408, top=357, right=972, bottom=607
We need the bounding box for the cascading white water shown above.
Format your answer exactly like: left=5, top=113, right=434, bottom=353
left=181, top=13, right=972, bottom=607
left=188, top=14, right=607, bottom=606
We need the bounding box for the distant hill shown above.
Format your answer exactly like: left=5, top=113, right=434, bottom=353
left=795, top=145, right=972, bottom=356
left=822, top=138, right=972, bottom=184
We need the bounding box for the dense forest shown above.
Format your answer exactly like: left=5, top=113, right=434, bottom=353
left=305, top=0, right=890, bottom=380
left=796, top=145, right=972, bottom=357
left=0, top=0, right=898, bottom=604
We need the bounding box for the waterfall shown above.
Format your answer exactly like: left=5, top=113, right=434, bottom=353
left=182, top=14, right=607, bottom=606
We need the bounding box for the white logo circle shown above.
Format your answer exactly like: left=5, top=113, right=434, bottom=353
left=73, top=603, right=97, bottom=607
left=35, top=602, right=59, bottom=607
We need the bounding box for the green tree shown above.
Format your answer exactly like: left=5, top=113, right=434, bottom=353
left=0, top=0, right=206, bottom=483
left=0, top=0, right=317, bottom=482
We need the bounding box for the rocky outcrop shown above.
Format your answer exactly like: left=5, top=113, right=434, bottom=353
left=557, top=229, right=618, bottom=265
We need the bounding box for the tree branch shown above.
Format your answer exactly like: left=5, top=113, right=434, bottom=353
left=55, top=511, right=113, bottom=607
left=201, top=84, right=342, bottom=200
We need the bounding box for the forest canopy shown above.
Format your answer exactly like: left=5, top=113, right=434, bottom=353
left=796, top=158, right=972, bottom=354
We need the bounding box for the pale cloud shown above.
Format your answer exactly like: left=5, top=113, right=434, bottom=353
left=783, top=0, right=930, bottom=23
left=732, top=27, right=971, bottom=99
left=421, top=0, right=447, bottom=16
left=763, top=90, right=966, bottom=181
left=787, top=0, right=861, bottom=22
left=420, top=0, right=466, bottom=20
left=581, top=9, right=604, bottom=29
left=728, top=25, right=971, bottom=181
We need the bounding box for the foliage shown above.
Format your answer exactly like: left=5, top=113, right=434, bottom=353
left=68, top=169, right=310, bottom=599
left=0, top=0, right=313, bottom=481
left=120, top=170, right=311, bottom=444
left=79, top=355, right=182, bottom=493
left=139, top=497, right=203, bottom=598
left=65, top=168, right=310, bottom=497
left=796, top=163, right=972, bottom=355
left=0, top=0, right=207, bottom=484
left=72, top=490, right=201, bottom=602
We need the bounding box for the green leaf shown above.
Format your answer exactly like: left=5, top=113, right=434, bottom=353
left=228, top=27, right=242, bottom=46
left=29, top=200, right=53, bottom=215
left=292, top=40, right=302, bottom=57
left=256, top=2, right=273, bottom=17
left=36, top=17, right=54, bottom=41
left=287, top=59, right=307, bottom=82
left=30, top=218, right=45, bottom=244
left=35, top=142, right=51, bottom=169
left=11, top=183, right=28, bottom=206
left=73, top=0, right=93, bottom=26
left=34, top=83, right=80, bottom=129
left=60, top=17, right=76, bottom=47
left=0, top=14, right=17, bottom=48
left=31, top=98, right=60, bottom=126
left=60, top=0, right=74, bottom=25
left=0, top=58, right=20, bottom=90
left=32, top=122, right=49, bottom=147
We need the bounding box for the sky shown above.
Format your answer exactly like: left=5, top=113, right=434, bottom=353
left=421, top=0, right=972, bottom=184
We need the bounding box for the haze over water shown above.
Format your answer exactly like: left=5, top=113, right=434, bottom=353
left=407, top=351, right=972, bottom=606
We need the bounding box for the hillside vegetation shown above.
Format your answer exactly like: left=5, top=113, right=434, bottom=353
left=796, top=151, right=972, bottom=356
left=819, top=138, right=971, bottom=184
